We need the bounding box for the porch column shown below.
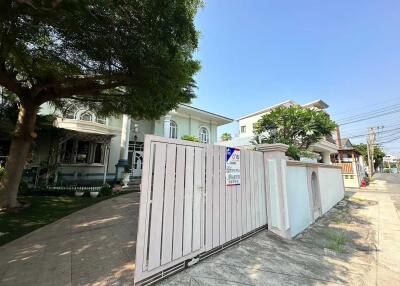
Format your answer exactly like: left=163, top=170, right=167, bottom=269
left=163, top=114, right=171, bottom=138
left=256, top=143, right=291, bottom=238
left=322, top=152, right=332, bottom=165
left=115, top=114, right=131, bottom=180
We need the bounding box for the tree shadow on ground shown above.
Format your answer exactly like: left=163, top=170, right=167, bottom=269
left=0, top=192, right=140, bottom=286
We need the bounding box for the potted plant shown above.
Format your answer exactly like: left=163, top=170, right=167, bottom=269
left=90, top=188, right=100, bottom=198
left=74, top=187, right=85, bottom=197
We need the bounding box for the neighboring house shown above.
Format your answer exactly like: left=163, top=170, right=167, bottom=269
left=0, top=103, right=232, bottom=185
left=219, top=99, right=338, bottom=164
left=331, top=137, right=366, bottom=187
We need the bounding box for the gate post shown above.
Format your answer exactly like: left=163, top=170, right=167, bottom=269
left=257, top=143, right=291, bottom=238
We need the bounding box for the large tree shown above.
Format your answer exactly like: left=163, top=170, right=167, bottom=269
left=353, top=143, right=385, bottom=169
left=253, top=105, right=336, bottom=159
left=0, top=0, right=201, bottom=209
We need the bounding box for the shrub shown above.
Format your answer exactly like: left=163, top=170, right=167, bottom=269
left=181, top=135, right=200, bottom=142
left=100, top=183, right=113, bottom=196
left=0, top=166, right=4, bottom=180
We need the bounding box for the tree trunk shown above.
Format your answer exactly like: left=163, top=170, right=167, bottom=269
left=0, top=103, right=37, bottom=209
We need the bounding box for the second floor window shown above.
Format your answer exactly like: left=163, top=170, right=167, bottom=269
left=169, top=120, right=178, bottom=139
left=240, top=125, right=246, bottom=133
left=63, top=104, right=106, bottom=125
left=199, top=127, right=209, bottom=143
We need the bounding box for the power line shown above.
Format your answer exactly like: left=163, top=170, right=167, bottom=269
left=345, top=126, right=400, bottom=139
left=379, top=135, right=400, bottom=144
left=336, top=104, right=400, bottom=123
left=338, top=106, right=400, bottom=125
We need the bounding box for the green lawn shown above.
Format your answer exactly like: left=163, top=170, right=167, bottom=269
left=0, top=195, right=112, bottom=246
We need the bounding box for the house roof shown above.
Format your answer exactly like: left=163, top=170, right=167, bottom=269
left=237, top=99, right=329, bottom=120
left=177, top=104, right=233, bottom=126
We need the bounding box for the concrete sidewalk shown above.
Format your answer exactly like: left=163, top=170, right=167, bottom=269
left=0, top=192, right=140, bottom=286
left=161, top=178, right=400, bottom=285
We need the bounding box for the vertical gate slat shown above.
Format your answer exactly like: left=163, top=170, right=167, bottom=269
left=205, top=146, right=213, bottom=251
left=236, top=182, right=243, bottom=237
left=254, top=152, right=261, bottom=228
left=240, top=150, right=247, bottom=234
left=258, top=152, right=267, bottom=225
left=161, top=144, right=177, bottom=265
left=200, top=147, right=206, bottom=250
left=212, top=145, right=220, bottom=248
left=172, top=145, right=186, bottom=260
left=245, top=150, right=252, bottom=231
left=183, top=146, right=194, bottom=256
left=148, top=143, right=167, bottom=270
left=219, top=146, right=227, bottom=244
left=253, top=152, right=260, bottom=228
left=232, top=184, right=238, bottom=239
left=134, top=137, right=154, bottom=280
left=192, top=147, right=203, bottom=251
left=257, top=152, right=263, bottom=227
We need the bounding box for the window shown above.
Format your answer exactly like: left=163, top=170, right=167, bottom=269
left=93, top=143, right=103, bottom=163
left=199, top=127, right=209, bottom=143
left=97, top=116, right=106, bottom=124
left=65, top=104, right=79, bottom=119
left=63, top=103, right=106, bottom=124
left=60, top=139, right=105, bottom=164
left=169, top=120, right=178, bottom=139
left=252, top=123, right=257, bottom=130
left=76, top=141, right=90, bottom=163
left=79, top=111, right=93, bottom=122
left=240, top=125, right=246, bottom=133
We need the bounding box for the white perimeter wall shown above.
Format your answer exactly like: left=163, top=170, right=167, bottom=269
left=286, top=165, right=312, bottom=237
left=318, top=167, right=345, bottom=213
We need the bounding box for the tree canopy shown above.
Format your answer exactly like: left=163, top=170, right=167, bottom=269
left=353, top=143, right=385, bottom=169
left=0, top=0, right=202, bottom=209
left=0, top=0, right=201, bottom=117
left=220, top=132, right=232, bottom=141
left=253, top=105, right=336, bottom=159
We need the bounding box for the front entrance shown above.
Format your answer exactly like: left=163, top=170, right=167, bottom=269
left=128, top=142, right=144, bottom=177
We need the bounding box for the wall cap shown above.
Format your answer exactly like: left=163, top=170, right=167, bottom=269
left=256, top=143, right=289, bottom=153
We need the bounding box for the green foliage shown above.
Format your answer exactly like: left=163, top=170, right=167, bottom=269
left=0, top=166, right=4, bottom=180
left=0, top=0, right=202, bottom=119
left=353, top=143, right=385, bottom=169
left=220, top=132, right=232, bottom=141
left=100, top=184, right=113, bottom=196
left=253, top=106, right=336, bottom=159
left=181, top=134, right=200, bottom=142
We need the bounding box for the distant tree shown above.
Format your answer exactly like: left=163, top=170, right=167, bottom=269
left=253, top=106, right=336, bottom=159
left=353, top=143, right=385, bottom=169
left=181, top=135, right=200, bottom=142
left=220, top=132, right=232, bottom=141
left=0, top=0, right=202, bottom=209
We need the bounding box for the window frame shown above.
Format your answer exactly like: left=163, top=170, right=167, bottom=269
left=169, top=120, right=178, bottom=139
left=198, top=126, right=210, bottom=143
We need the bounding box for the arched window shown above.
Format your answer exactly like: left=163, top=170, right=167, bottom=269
left=80, top=111, right=93, bottom=122
left=199, top=127, right=209, bottom=143
left=64, top=104, right=79, bottom=119
left=169, top=120, right=178, bottom=139
left=96, top=116, right=106, bottom=124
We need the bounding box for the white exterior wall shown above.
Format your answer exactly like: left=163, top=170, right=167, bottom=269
left=286, top=165, right=312, bottom=237
left=318, top=167, right=345, bottom=213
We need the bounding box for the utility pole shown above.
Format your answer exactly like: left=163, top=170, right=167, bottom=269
left=367, top=127, right=376, bottom=177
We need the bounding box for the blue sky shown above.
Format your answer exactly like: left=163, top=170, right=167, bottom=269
left=190, top=0, right=400, bottom=155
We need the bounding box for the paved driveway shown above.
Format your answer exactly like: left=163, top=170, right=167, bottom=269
left=161, top=174, right=400, bottom=285
left=0, top=192, right=140, bottom=286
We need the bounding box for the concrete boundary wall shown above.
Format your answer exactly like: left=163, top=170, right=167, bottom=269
left=258, top=144, right=345, bottom=238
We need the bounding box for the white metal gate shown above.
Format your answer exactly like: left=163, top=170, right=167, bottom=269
left=134, top=135, right=267, bottom=285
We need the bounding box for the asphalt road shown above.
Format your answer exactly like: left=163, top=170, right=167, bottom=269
left=374, top=173, right=400, bottom=214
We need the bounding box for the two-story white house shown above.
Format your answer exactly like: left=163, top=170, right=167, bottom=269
left=219, top=99, right=338, bottom=164
left=0, top=103, right=232, bottom=186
